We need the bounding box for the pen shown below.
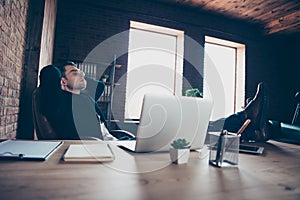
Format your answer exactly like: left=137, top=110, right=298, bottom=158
left=215, top=130, right=227, bottom=167
left=237, top=119, right=251, bottom=135
left=223, top=119, right=251, bottom=157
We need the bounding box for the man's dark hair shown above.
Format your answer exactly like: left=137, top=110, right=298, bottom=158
left=58, top=61, right=77, bottom=77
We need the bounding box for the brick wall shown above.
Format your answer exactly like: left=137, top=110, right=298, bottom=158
left=54, top=0, right=267, bottom=130
left=0, top=0, right=297, bottom=139
left=53, top=0, right=299, bottom=125
left=0, top=0, right=28, bottom=139
left=265, top=33, right=300, bottom=123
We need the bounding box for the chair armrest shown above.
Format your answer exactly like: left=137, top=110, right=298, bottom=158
left=268, top=120, right=300, bottom=145
left=280, top=122, right=300, bottom=135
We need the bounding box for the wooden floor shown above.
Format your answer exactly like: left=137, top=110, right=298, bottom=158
left=0, top=140, right=299, bottom=200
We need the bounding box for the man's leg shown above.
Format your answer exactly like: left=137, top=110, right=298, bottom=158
left=223, top=111, right=258, bottom=142
left=223, top=82, right=269, bottom=142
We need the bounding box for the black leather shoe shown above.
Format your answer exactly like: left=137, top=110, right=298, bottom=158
left=254, top=123, right=270, bottom=141
left=244, top=82, right=269, bottom=138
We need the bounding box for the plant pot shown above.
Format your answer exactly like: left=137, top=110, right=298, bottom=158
left=169, top=148, right=190, bottom=164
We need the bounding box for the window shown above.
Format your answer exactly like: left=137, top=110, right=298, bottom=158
left=204, top=36, right=245, bottom=121
left=125, top=21, right=184, bottom=120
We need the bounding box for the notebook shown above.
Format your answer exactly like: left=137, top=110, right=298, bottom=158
left=117, top=94, right=213, bottom=153
left=63, top=142, right=115, bottom=162
left=0, top=140, right=63, bottom=161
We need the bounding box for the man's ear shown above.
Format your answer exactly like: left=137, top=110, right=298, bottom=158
left=61, top=77, right=67, bottom=86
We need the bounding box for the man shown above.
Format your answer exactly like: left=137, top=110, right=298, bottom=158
left=39, top=62, right=114, bottom=140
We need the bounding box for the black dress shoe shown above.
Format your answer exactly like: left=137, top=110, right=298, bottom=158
left=254, top=124, right=269, bottom=141
left=244, top=82, right=269, bottom=138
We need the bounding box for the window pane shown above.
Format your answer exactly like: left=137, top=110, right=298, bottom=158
left=205, top=43, right=236, bottom=120
left=126, top=28, right=178, bottom=119
left=204, top=36, right=245, bottom=121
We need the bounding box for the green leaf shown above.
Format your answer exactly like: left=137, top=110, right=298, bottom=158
left=171, top=138, right=190, bottom=149
left=185, top=88, right=203, bottom=97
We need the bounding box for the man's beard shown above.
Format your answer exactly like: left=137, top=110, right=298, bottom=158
left=69, top=80, right=87, bottom=90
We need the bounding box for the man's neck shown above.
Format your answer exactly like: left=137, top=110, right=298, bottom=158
left=63, top=87, right=81, bottom=95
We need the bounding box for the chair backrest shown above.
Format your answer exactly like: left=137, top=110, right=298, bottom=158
left=32, top=87, right=58, bottom=140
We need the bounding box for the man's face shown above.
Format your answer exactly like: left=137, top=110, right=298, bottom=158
left=62, top=65, right=87, bottom=91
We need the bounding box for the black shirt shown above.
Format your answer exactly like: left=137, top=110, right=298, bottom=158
left=40, top=67, right=105, bottom=140
left=53, top=91, right=103, bottom=139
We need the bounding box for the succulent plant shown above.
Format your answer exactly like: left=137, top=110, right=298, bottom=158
left=101, top=74, right=109, bottom=79
left=171, top=138, right=190, bottom=149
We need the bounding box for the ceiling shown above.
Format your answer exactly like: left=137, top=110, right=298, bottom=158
left=156, top=0, right=300, bottom=35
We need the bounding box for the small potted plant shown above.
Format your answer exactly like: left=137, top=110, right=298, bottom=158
left=101, top=74, right=109, bottom=83
left=169, top=138, right=191, bottom=164
left=185, top=88, right=203, bottom=98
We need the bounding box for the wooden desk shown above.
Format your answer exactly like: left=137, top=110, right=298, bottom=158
left=0, top=140, right=299, bottom=199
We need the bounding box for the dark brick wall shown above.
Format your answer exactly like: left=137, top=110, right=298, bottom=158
left=54, top=0, right=274, bottom=129
left=1, top=0, right=298, bottom=139
left=0, top=0, right=28, bottom=139
left=54, top=0, right=265, bottom=129
left=266, top=33, right=300, bottom=123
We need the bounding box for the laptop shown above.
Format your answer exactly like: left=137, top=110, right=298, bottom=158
left=117, top=94, right=213, bottom=153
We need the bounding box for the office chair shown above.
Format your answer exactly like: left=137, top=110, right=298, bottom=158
left=32, top=87, right=59, bottom=140
left=267, top=91, right=300, bottom=144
